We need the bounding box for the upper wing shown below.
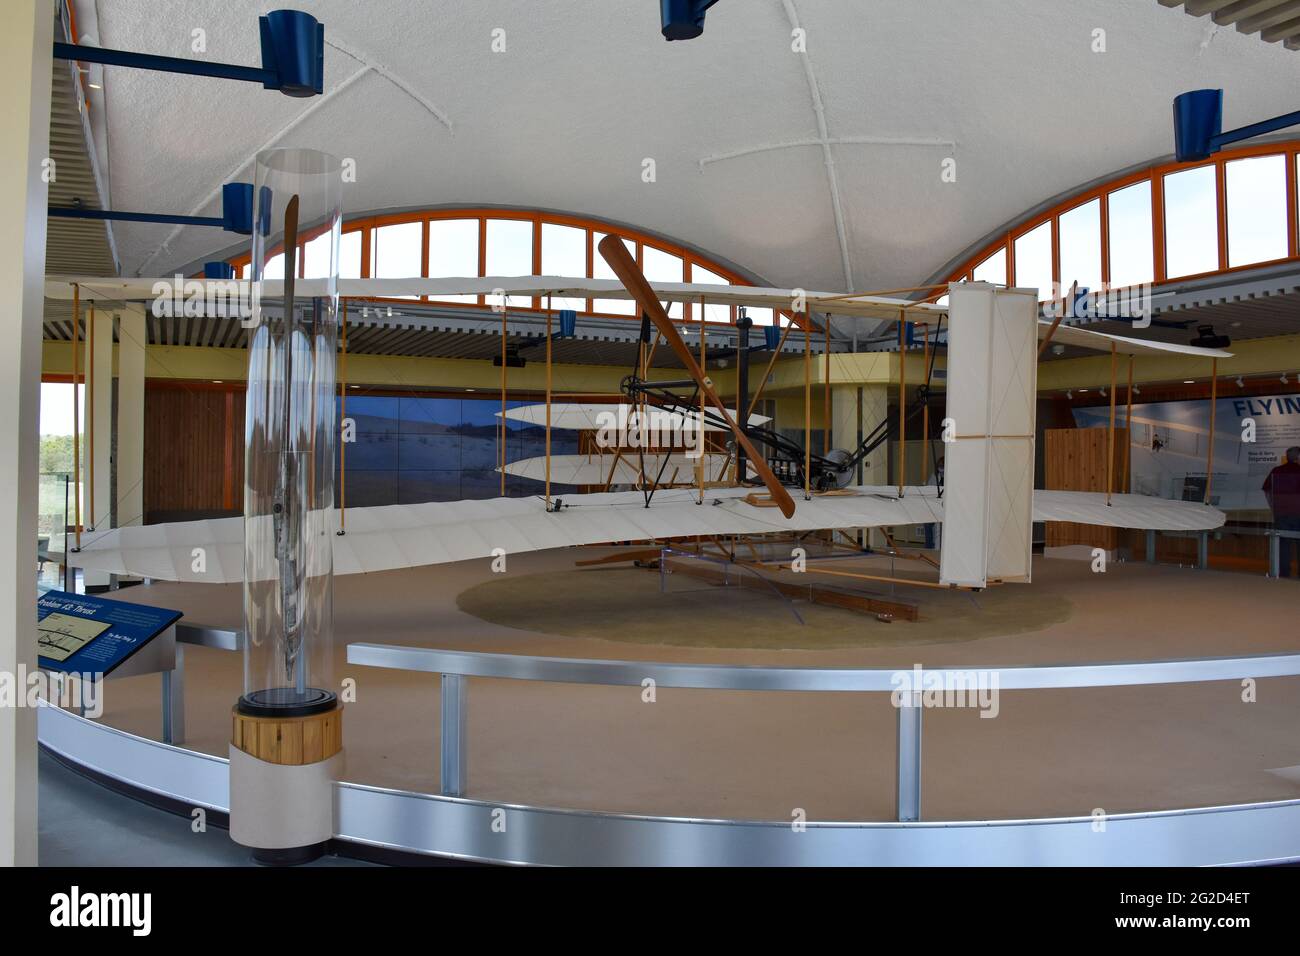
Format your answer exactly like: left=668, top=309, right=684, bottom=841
left=498, top=402, right=772, bottom=431
left=45, top=274, right=1230, bottom=359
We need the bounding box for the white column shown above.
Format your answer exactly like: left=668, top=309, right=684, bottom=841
left=0, top=0, right=52, bottom=868
left=116, top=304, right=147, bottom=528
left=832, top=384, right=888, bottom=545
left=83, top=307, right=115, bottom=587
left=90, top=308, right=113, bottom=530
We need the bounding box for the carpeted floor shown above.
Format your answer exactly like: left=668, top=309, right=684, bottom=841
left=456, top=561, right=1073, bottom=649
left=70, top=549, right=1300, bottom=823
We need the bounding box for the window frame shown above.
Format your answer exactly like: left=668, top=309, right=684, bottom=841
left=935, top=141, right=1300, bottom=303
left=225, top=208, right=758, bottom=324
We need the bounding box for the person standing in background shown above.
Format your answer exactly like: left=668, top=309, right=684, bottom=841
left=1262, top=446, right=1300, bottom=578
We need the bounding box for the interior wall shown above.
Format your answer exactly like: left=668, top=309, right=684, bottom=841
left=1043, top=427, right=1129, bottom=550
left=143, top=382, right=243, bottom=523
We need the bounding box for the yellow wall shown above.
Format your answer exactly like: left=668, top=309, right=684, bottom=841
left=46, top=331, right=1297, bottom=402
left=43, top=341, right=699, bottom=395
left=1037, top=334, right=1300, bottom=392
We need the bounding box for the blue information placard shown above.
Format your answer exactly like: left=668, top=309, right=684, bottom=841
left=37, top=590, right=183, bottom=676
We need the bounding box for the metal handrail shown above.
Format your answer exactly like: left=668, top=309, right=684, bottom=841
left=134, top=623, right=1300, bottom=836
left=346, top=643, right=1300, bottom=691
left=346, top=640, right=1300, bottom=820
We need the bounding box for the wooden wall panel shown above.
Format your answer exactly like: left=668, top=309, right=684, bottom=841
left=1044, top=427, right=1128, bottom=550
left=143, top=382, right=244, bottom=523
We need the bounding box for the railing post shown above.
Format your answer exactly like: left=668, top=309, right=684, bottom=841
left=1197, top=531, right=1209, bottom=570
left=896, top=692, right=922, bottom=822
left=440, top=673, right=466, bottom=797
left=1145, top=529, right=1156, bottom=564
left=1269, top=530, right=1280, bottom=579
left=161, top=644, right=184, bottom=745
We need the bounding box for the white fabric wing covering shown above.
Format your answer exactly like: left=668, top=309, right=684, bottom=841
left=502, top=453, right=749, bottom=485
left=42, top=275, right=1232, bottom=359
left=499, top=402, right=771, bottom=431
left=70, top=486, right=1223, bottom=585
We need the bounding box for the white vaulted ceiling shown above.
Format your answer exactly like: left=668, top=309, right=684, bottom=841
left=73, top=0, right=1300, bottom=292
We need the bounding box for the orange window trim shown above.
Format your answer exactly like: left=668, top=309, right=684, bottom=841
left=221, top=208, right=814, bottom=328
left=943, top=139, right=1300, bottom=298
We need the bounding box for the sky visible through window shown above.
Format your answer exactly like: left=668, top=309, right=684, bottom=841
left=950, top=147, right=1296, bottom=299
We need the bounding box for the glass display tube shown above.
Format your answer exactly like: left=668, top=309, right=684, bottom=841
left=240, top=148, right=341, bottom=717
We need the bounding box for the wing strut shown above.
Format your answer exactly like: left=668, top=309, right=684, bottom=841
left=597, top=235, right=796, bottom=519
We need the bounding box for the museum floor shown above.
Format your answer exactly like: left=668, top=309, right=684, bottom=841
left=68, top=549, right=1300, bottom=824
left=37, top=750, right=372, bottom=866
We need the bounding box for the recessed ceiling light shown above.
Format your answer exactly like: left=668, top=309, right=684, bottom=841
left=1184, top=380, right=1194, bottom=384
left=1078, top=388, right=1088, bottom=393
left=211, top=380, right=223, bottom=384
left=88, top=83, right=101, bottom=90
left=349, top=385, right=359, bottom=389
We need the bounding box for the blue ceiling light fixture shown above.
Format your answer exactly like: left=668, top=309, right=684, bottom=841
left=49, top=182, right=259, bottom=235
left=53, top=9, right=323, bottom=97
left=1173, top=89, right=1300, bottom=162
left=558, top=309, right=578, bottom=338
left=222, top=183, right=257, bottom=236
left=661, top=0, right=723, bottom=40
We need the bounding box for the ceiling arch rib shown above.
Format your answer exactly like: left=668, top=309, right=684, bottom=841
left=133, top=34, right=454, bottom=277
left=85, top=1, right=1300, bottom=297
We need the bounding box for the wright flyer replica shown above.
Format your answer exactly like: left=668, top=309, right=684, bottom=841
left=939, top=282, right=1039, bottom=588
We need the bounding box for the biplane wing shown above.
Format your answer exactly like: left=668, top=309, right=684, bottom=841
left=498, top=402, right=772, bottom=431
left=42, top=275, right=1231, bottom=359
left=501, top=453, right=752, bottom=486
left=66, top=486, right=1223, bottom=585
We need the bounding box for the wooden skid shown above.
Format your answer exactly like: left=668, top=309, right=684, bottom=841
left=574, top=548, right=666, bottom=567
left=661, top=558, right=920, bottom=622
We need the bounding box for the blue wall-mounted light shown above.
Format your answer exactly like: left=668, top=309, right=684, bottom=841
left=763, top=325, right=782, bottom=351
left=54, top=9, right=323, bottom=97
left=558, top=309, right=577, bottom=338
left=1174, top=89, right=1300, bottom=162
left=258, top=10, right=325, bottom=96
left=661, top=0, right=723, bottom=40
left=50, top=181, right=259, bottom=235
left=221, top=183, right=256, bottom=235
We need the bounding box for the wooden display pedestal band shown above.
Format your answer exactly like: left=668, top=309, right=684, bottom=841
left=232, top=705, right=343, bottom=766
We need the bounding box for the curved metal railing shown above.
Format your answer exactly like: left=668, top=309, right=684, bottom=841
left=344, top=639, right=1300, bottom=821
left=35, top=621, right=1300, bottom=865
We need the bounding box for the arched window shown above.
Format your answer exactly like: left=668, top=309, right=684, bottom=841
left=229, top=209, right=766, bottom=324
left=941, top=141, right=1300, bottom=301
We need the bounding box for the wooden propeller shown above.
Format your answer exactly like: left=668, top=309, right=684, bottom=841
left=597, top=234, right=796, bottom=519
